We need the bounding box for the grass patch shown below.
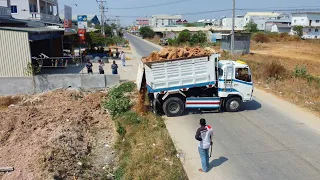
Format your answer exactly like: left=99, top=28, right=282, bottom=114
left=102, top=82, right=188, bottom=180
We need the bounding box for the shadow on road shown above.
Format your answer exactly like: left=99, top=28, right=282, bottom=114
left=239, top=100, right=262, bottom=111
left=209, top=156, right=228, bottom=171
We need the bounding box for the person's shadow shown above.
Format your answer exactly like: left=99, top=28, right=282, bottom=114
left=208, top=157, right=228, bottom=171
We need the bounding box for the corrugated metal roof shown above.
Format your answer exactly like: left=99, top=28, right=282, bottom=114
left=0, top=27, right=64, bottom=32
left=246, top=12, right=280, bottom=17
left=0, top=30, right=31, bottom=77
left=275, top=24, right=291, bottom=28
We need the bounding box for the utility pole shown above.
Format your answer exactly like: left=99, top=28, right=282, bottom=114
left=97, top=0, right=107, bottom=36
left=231, top=0, right=235, bottom=54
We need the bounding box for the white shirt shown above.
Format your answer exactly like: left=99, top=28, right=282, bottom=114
left=197, top=125, right=213, bottom=149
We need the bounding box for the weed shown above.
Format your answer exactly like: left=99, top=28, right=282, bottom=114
left=294, top=66, right=307, bottom=77
left=264, top=60, right=287, bottom=79
left=121, top=111, right=142, bottom=125
left=116, top=121, right=126, bottom=136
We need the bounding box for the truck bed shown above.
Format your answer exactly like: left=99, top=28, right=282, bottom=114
left=138, top=54, right=219, bottom=93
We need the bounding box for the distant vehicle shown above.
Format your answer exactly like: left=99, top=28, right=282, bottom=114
left=159, top=38, right=168, bottom=46
left=137, top=54, right=254, bottom=117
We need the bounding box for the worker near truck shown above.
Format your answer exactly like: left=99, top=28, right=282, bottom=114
left=195, top=118, right=213, bottom=173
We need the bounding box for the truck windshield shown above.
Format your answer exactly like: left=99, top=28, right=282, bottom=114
left=235, top=67, right=252, bottom=82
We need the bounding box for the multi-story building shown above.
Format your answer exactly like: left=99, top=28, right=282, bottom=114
left=150, top=14, right=182, bottom=27
left=136, top=18, right=149, bottom=29
left=291, top=12, right=320, bottom=39
left=244, top=12, right=290, bottom=31
left=0, top=0, right=60, bottom=24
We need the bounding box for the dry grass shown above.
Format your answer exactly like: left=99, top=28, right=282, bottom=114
left=106, top=83, right=187, bottom=180
left=240, top=54, right=320, bottom=115
left=251, top=41, right=320, bottom=76
left=0, top=96, right=22, bottom=110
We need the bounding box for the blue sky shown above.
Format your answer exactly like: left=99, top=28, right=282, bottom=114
left=59, top=0, right=320, bottom=25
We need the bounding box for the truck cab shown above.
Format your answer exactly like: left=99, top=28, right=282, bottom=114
left=218, top=60, right=254, bottom=112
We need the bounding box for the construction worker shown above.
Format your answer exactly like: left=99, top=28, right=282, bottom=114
left=195, top=118, right=213, bottom=173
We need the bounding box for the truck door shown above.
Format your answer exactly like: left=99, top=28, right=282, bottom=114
left=224, top=64, right=233, bottom=90
left=233, top=67, right=254, bottom=101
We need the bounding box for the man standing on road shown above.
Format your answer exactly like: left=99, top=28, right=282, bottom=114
left=195, top=118, right=213, bottom=173
left=120, top=51, right=126, bottom=67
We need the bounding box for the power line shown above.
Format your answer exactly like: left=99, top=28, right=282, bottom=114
left=105, top=6, right=320, bottom=19
left=108, top=0, right=195, bottom=10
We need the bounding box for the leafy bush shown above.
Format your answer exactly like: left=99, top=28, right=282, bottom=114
left=104, top=95, right=131, bottom=117
left=177, top=29, right=191, bottom=43
left=294, top=66, right=307, bottom=77
left=190, top=31, right=207, bottom=45
left=102, top=82, right=136, bottom=117
left=252, top=32, right=269, bottom=43
left=139, top=26, right=155, bottom=39
left=117, top=82, right=135, bottom=93
left=244, top=20, right=259, bottom=33
left=293, top=26, right=303, bottom=37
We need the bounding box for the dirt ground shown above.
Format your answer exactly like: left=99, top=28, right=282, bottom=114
left=0, top=89, right=115, bottom=180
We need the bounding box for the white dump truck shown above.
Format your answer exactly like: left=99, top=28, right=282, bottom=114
left=136, top=54, right=254, bottom=117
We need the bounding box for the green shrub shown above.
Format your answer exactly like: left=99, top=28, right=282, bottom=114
left=103, top=96, right=131, bottom=117
left=294, top=66, right=307, bottom=77
left=116, top=82, right=135, bottom=93
left=177, top=29, right=191, bottom=43
left=190, top=31, right=207, bottom=45
left=139, top=26, right=155, bottom=39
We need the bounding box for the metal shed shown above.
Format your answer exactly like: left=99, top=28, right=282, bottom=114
left=0, top=29, right=31, bottom=77
left=0, top=27, right=64, bottom=77
left=221, top=33, right=251, bottom=54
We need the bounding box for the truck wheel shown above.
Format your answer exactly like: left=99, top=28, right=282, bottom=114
left=163, top=97, right=185, bottom=117
left=225, top=97, right=241, bottom=112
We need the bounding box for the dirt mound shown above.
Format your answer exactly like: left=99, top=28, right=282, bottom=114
left=0, top=89, right=115, bottom=180
left=143, top=47, right=216, bottom=62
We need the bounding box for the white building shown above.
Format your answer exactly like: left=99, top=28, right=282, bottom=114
left=150, top=14, right=183, bottom=27
left=265, top=20, right=291, bottom=33
left=222, top=16, right=244, bottom=30
left=291, top=12, right=320, bottom=39
left=0, top=0, right=60, bottom=24
left=244, top=12, right=290, bottom=31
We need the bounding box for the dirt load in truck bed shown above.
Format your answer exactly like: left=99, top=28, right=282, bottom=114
left=0, top=89, right=115, bottom=180
left=143, top=47, right=216, bottom=62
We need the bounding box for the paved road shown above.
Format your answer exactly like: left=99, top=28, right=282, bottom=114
left=126, top=33, right=320, bottom=180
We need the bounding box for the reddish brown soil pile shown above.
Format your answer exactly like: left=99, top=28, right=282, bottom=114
left=0, top=89, right=115, bottom=180
left=143, top=47, right=216, bottom=62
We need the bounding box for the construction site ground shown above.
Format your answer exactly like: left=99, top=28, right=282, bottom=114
left=0, top=89, right=116, bottom=180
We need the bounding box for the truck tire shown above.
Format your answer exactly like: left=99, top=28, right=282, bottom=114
left=225, top=97, right=241, bottom=112
left=163, top=97, right=185, bottom=117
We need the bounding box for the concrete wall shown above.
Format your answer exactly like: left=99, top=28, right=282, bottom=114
left=0, top=74, right=120, bottom=96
